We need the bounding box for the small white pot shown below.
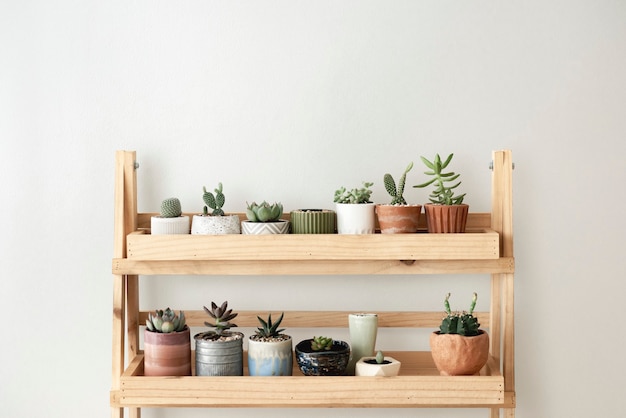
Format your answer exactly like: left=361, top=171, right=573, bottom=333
left=241, top=220, right=290, bottom=235
left=191, top=214, right=241, bottom=235
left=355, top=356, right=401, bottom=377
left=151, top=215, right=190, bottom=235
left=335, top=203, right=375, bottom=234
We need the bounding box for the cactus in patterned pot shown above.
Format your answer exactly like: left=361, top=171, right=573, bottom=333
left=160, top=198, right=182, bottom=218
left=246, top=201, right=283, bottom=222
left=311, top=336, right=333, bottom=351
left=202, top=183, right=226, bottom=216
left=438, top=293, right=480, bottom=336
left=384, top=162, right=413, bottom=205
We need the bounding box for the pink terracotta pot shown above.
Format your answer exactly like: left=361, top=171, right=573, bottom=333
left=144, top=328, right=191, bottom=376
left=375, top=204, right=422, bottom=234
left=423, top=204, right=469, bottom=233
left=429, top=330, right=489, bottom=376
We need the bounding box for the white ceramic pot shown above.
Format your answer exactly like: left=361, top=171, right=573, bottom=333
left=191, top=214, right=241, bottom=235
left=355, top=356, right=401, bottom=377
left=241, top=220, right=290, bottom=235
left=151, top=215, right=190, bottom=235
left=335, top=203, right=375, bottom=234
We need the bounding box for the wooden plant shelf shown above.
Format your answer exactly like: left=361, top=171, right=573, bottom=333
left=111, top=150, right=516, bottom=417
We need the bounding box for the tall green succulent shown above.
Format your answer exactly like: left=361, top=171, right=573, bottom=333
left=413, top=153, right=466, bottom=205
left=202, top=183, right=226, bottom=216
left=255, top=312, right=286, bottom=339
left=146, top=308, right=187, bottom=333
left=334, top=182, right=374, bottom=204
left=438, top=293, right=480, bottom=336
left=311, top=336, right=333, bottom=351
left=384, top=162, right=413, bottom=205
left=246, top=201, right=283, bottom=222
left=203, top=301, right=238, bottom=336
left=160, top=198, right=182, bottom=218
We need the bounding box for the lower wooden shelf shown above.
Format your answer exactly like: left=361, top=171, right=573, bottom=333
left=111, top=351, right=513, bottom=409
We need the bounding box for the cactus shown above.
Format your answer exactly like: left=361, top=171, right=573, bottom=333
left=384, top=162, right=413, bottom=205
left=203, top=301, right=238, bottom=336
left=311, top=336, right=333, bottom=351
left=333, top=182, right=374, bottom=204
left=160, top=197, right=182, bottom=218
left=146, top=308, right=187, bottom=333
left=413, top=153, right=466, bottom=205
left=246, top=201, right=283, bottom=222
left=202, top=183, right=226, bottom=216
left=255, top=312, right=286, bottom=339
left=438, top=293, right=480, bottom=336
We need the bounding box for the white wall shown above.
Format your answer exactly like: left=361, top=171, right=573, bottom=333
left=2, top=1, right=625, bottom=417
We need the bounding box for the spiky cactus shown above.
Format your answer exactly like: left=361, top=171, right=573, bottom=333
left=160, top=197, right=182, bottom=218
left=333, top=182, right=374, bottom=204
left=384, top=162, right=413, bottom=205
left=311, top=336, right=333, bottom=351
left=246, top=201, right=283, bottom=222
left=202, top=183, right=226, bottom=216
left=146, top=308, right=187, bottom=333
left=203, top=301, right=238, bottom=336
left=413, top=153, right=466, bottom=205
left=254, top=312, right=286, bottom=339
left=438, top=293, right=480, bottom=336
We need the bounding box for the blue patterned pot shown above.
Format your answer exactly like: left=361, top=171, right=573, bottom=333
left=295, top=339, right=350, bottom=376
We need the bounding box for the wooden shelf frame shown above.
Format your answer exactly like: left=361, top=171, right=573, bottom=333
left=110, top=150, right=515, bottom=417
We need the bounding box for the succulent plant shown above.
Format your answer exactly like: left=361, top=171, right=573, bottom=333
left=333, top=182, right=374, bottom=204
left=438, top=293, right=481, bottom=336
left=202, top=183, right=226, bottom=216
left=311, top=336, right=333, bottom=351
left=375, top=350, right=385, bottom=364
left=413, top=153, right=466, bottom=205
left=254, top=312, right=286, bottom=339
left=160, top=197, right=182, bottom=218
left=146, top=308, right=187, bottom=333
left=203, top=301, right=238, bottom=336
left=384, top=162, right=413, bottom=205
left=246, top=201, right=283, bottom=222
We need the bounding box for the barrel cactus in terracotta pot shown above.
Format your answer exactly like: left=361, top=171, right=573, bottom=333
left=429, top=293, right=489, bottom=376
left=376, top=162, right=422, bottom=233
left=144, top=308, right=191, bottom=376
left=413, top=153, right=468, bottom=233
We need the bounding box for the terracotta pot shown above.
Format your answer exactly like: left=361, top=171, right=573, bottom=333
left=429, top=330, right=489, bottom=376
left=423, top=203, right=469, bottom=233
left=144, top=328, right=191, bottom=376
left=375, top=205, right=422, bottom=233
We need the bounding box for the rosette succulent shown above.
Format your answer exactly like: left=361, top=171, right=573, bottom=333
left=146, top=308, right=187, bottom=333
left=246, top=201, right=283, bottom=222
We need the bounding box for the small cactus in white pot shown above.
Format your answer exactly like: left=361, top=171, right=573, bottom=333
left=151, top=197, right=189, bottom=235
left=191, top=183, right=241, bottom=235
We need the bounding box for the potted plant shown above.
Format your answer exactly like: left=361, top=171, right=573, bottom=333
left=295, top=336, right=351, bottom=376
left=333, top=181, right=375, bottom=234
left=247, top=312, right=293, bottom=376
left=191, top=183, right=241, bottom=235
left=144, top=308, right=191, bottom=376
left=241, top=201, right=290, bottom=235
left=375, top=162, right=422, bottom=234
left=194, top=301, right=244, bottom=376
left=430, top=293, right=489, bottom=376
left=413, top=153, right=468, bottom=233
left=290, top=209, right=336, bottom=234
left=151, top=197, right=190, bottom=235
left=355, top=350, right=401, bottom=377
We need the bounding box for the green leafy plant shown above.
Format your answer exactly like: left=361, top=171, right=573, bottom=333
left=160, top=198, right=182, bottom=218
left=146, top=308, right=187, bottom=333
left=311, top=336, right=333, bottom=351
left=246, top=201, right=283, bottom=222
left=438, top=293, right=480, bottom=336
left=202, top=183, right=226, bottom=216
left=413, top=153, right=466, bottom=205
left=334, top=182, right=374, bottom=204
left=254, top=312, right=286, bottom=339
left=384, top=162, right=413, bottom=205
left=203, top=301, right=238, bottom=336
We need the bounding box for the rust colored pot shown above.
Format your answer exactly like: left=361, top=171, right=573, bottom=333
left=429, top=330, right=489, bottom=376
left=144, top=328, right=191, bottom=376
left=375, top=205, right=422, bottom=234
left=423, top=203, right=469, bottom=233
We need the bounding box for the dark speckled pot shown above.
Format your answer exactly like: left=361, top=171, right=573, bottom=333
left=295, top=339, right=350, bottom=376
